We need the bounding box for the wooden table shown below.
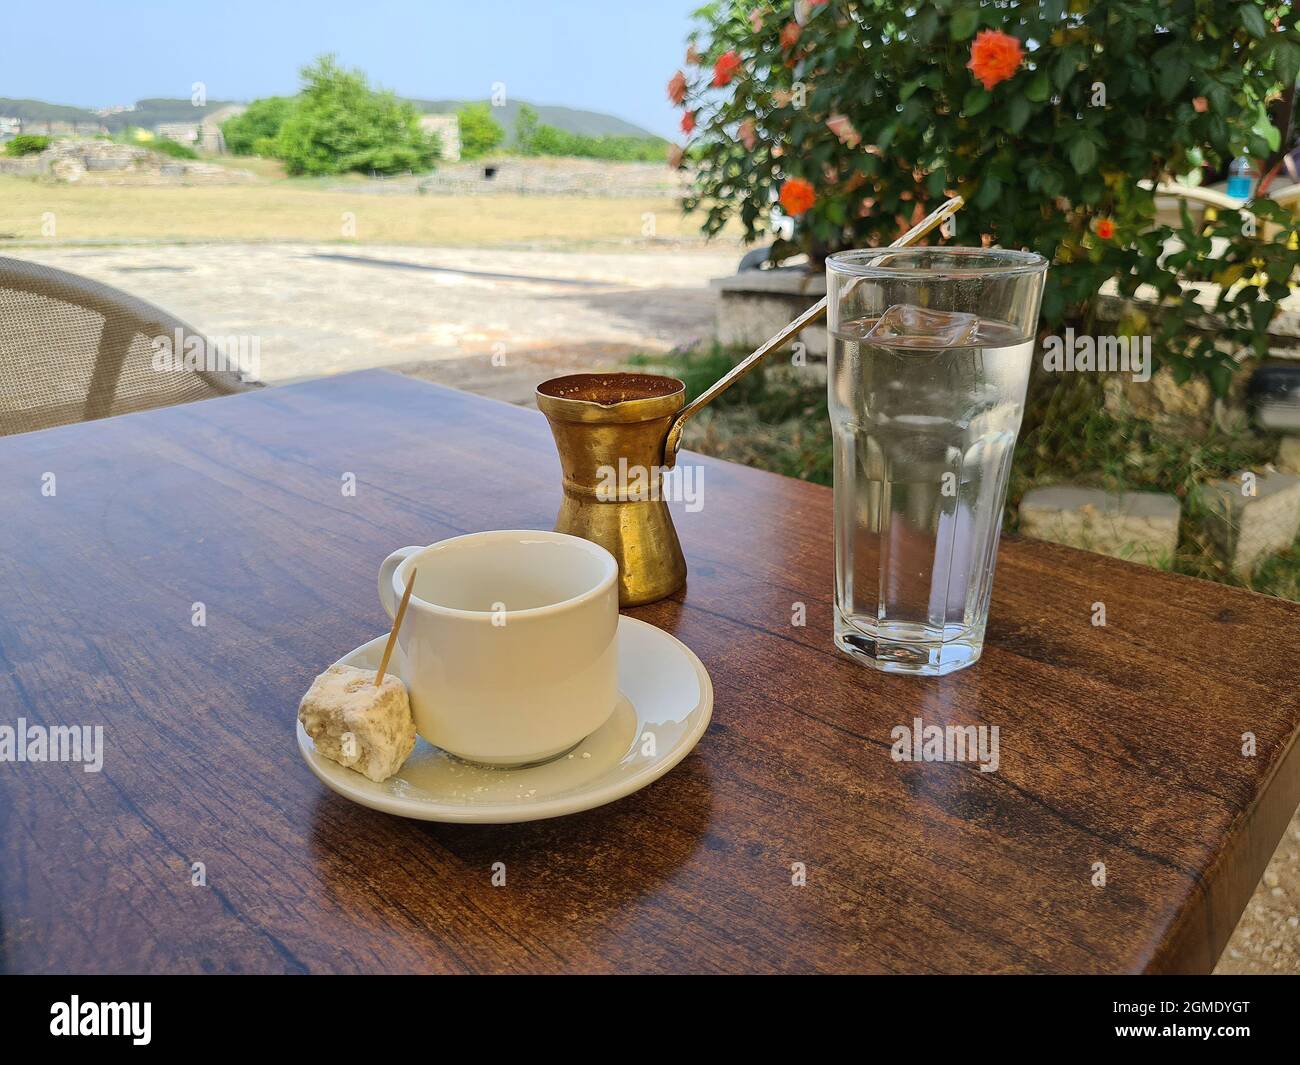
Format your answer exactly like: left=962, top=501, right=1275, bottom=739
left=2, top=369, right=1299, bottom=974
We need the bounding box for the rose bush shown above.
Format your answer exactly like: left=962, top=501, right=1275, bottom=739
left=671, top=0, right=1300, bottom=394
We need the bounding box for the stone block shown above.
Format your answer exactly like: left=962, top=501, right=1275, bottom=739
left=1019, top=485, right=1181, bottom=567
left=1199, top=471, right=1300, bottom=575
left=713, top=267, right=826, bottom=356
left=1278, top=436, right=1300, bottom=475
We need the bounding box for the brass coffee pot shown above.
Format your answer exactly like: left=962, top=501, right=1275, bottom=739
left=536, top=373, right=692, bottom=605
left=537, top=197, right=964, bottom=606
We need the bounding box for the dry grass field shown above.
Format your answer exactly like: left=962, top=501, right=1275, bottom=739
left=0, top=173, right=716, bottom=247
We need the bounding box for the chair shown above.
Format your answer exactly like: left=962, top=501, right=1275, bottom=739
left=0, top=256, right=260, bottom=437
left=1148, top=179, right=1300, bottom=244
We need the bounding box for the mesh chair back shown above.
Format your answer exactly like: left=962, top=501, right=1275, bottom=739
left=0, top=255, right=259, bottom=436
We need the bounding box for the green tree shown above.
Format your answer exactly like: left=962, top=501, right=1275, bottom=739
left=274, top=55, right=439, bottom=176
left=222, top=96, right=294, bottom=156
left=514, top=103, right=541, bottom=155
left=456, top=102, right=505, bottom=159
left=525, top=124, right=666, bottom=161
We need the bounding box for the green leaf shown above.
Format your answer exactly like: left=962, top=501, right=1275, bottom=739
left=1006, top=95, right=1031, bottom=132
left=912, top=8, right=940, bottom=45
left=1156, top=50, right=1190, bottom=101
left=1052, top=49, right=1078, bottom=90
left=901, top=96, right=926, bottom=126
left=1253, top=107, right=1282, bottom=151
left=1068, top=136, right=1098, bottom=174
left=1205, top=81, right=1231, bottom=113
left=1208, top=360, right=1234, bottom=397
left=1267, top=257, right=1293, bottom=283
left=1274, top=40, right=1300, bottom=88
left=950, top=6, right=979, bottom=41
left=1025, top=70, right=1051, bottom=103
left=1247, top=133, right=1274, bottom=159
left=1239, top=5, right=1269, bottom=39
left=974, top=174, right=1002, bottom=208
left=1041, top=286, right=1065, bottom=324
left=963, top=87, right=991, bottom=116
left=854, top=153, right=881, bottom=176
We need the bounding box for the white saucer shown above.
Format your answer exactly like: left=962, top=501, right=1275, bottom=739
left=297, top=615, right=713, bottom=824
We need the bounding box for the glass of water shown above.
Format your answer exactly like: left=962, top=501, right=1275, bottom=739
left=827, top=247, right=1048, bottom=676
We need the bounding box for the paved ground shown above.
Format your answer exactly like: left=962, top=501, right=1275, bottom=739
left=15, top=242, right=740, bottom=402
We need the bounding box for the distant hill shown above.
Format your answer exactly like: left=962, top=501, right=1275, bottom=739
left=0, top=97, right=99, bottom=124
left=408, top=99, right=661, bottom=143
left=0, top=96, right=662, bottom=142
left=115, top=98, right=244, bottom=129
left=0, top=97, right=240, bottom=131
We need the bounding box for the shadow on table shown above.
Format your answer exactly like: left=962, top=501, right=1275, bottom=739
left=304, top=752, right=715, bottom=964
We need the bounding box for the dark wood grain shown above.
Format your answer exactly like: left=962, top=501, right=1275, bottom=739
left=1, top=368, right=1298, bottom=974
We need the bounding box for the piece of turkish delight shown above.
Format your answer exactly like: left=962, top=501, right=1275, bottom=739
left=298, top=664, right=416, bottom=783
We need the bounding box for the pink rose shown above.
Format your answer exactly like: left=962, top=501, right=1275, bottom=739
left=667, top=70, right=687, bottom=106
left=826, top=113, right=861, bottom=148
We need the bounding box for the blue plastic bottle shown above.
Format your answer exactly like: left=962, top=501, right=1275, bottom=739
left=1227, top=156, right=1255, bottom=199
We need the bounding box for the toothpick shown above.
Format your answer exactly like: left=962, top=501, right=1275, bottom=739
left=375, top=567, right=416, bottom=687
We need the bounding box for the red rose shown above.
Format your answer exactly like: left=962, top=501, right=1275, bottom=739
left=681, top=110, right=696, bottom=135
left=713, top=51, right=742, bottom=88
left=779, top=177, right=816, bottom=216
left=1095, top=218, right=1115, bottom=240
left=780, top=22, right=802, bottom=50
left=966, top=29, right=1024, bottom=91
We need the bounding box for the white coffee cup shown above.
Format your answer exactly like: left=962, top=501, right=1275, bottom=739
left=378, top=530, right=620, bottom=766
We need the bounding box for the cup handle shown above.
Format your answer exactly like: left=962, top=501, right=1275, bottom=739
left=379, top=546, right=423, bottom=619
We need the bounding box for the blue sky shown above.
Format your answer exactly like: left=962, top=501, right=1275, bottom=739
left=0, top=0, right=698, bottom=137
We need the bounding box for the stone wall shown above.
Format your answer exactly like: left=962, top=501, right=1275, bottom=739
left=412, top=157, right=687, bottom=198
left=0, top=139, right=254, bottom=185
